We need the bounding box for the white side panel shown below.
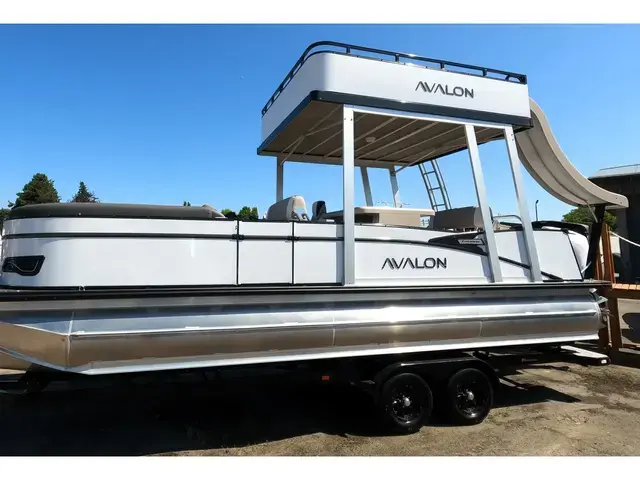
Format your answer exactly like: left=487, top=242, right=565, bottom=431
left=294, top=223, right=343, bottom=284
left=262, top=52, right=531, bottom=142
left=355, top=242, right=490, bottom=286
left=355, top=224, right=455, bottom=242
left=238, top=222, right=293, bottom=285
left=3, top=217, right=235, bottom=236
left=494, top=230, right=583, bottom=281
left=1, top=237, right=238, bottom=287
left=2, top=217, right=239, bottom=287
left=533, top=230, right=583, bottom=280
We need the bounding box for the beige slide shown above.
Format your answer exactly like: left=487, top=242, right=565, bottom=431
left=515, top=99, right=628, bottom=208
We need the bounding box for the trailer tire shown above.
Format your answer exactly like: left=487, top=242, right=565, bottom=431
left=377, top=372, right=433, bottom=435
left=444, top=367, right=493, bottom=426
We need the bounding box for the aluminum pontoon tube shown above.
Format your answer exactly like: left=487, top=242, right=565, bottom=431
left=0, top=286, right=605, bottom=375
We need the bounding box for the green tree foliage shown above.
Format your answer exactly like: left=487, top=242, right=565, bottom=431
left=0, top=207, right=9, bottom=231
left=10, top=173, right=61, bottom=208
left=562, top=206, right=617, bottom=232
left=237, top=206, right=259, bottom=220
left=70, top=181, right=99, bottom=203
left=219, top=206, right=259, bottom=220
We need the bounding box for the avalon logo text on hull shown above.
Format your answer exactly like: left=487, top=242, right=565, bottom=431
left=382, top=257, right=448, bottom=270
left=415, top=81, right=474, bottom=99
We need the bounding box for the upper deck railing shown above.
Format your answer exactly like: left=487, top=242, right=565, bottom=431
left=261, top=41, right=528, bottom=117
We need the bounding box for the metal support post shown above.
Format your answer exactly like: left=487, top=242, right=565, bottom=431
left=276, top=158, right=284, bottom=202
left=504, top=126, right=542, bottom=282
left=389, top=168, right=401, bottom=207
left=343, top=106, right=356, bottom=285
left=361, top=167, right=373, bottom=206
left=465, top=124, right=503, bottom=283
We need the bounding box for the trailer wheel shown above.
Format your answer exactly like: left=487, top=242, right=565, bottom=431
left=444, top=367, right=493, bottom=426
left=378, top=372, right=433, bottom=434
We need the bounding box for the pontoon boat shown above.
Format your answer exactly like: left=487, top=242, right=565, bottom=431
left=0, top=41, right=626, bottom=377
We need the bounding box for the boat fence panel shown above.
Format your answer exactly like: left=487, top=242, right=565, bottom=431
left=293, top=222, right=343, bottom=285
left=0, top=217, right=239, bottom=288
left=237, top=221, right=294, bottom=285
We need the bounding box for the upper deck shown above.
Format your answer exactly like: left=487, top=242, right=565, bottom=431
left=257, top=41, right=532, bottom=166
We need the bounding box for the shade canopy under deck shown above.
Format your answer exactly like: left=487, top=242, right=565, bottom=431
left=258, top=100, right=507, bottom=168
left=258, top=98, right=629, bottom=209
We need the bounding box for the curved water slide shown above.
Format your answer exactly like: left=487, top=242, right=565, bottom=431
left=515, top=99, right=628, bottom=208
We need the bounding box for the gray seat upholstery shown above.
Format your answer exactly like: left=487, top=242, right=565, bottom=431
left=201, top=204, right=227, bottom=219
left=266, top=195, right=310, bottom=222
left=7, top=202, right=229, bottom=221
left=430, top=206, right=493, bottom=231
left=311, top=200, right=327, bottom=222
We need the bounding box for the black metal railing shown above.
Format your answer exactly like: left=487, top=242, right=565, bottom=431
left=261, top=41, right=528, bottom=116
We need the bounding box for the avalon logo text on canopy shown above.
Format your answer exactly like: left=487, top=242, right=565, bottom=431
left=415, top=81, right=474, bottom=99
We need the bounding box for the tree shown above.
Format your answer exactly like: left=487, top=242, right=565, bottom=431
left=70, top=181, right=99, bottom=203
left=0, top=207, right=9, bottom=231
left=237, top=206, right=259, bottom=221
left=10, top=173, right=61, bottom=208
left=562, top=206, right=617, bottom=232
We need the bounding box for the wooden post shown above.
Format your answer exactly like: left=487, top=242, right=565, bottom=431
left=602, top=224, right=623, bottom=351
left=602, top=224, right=615, bottom=284
left=595, top=227, right=611, bottom=351
left=595, top=244, right=604, bottom=281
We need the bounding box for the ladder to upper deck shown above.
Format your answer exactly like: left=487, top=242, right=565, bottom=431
left=419, top=159, right=451, bottom=211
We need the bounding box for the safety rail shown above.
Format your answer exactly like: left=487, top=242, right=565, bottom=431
left=261, top=41, right=529, bottom=116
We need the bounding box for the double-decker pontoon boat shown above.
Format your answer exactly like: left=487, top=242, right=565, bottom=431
left=0, top=41, right=627, bottom=379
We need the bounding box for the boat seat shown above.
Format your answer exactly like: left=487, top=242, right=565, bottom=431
left=201, top=204, right=227, bottom=219
left=311, top=200, right=327, bottom=222
left=430, top=206, right=493, bottom=231
left=266, top=195, right=310, bottom=222
left=7, top=202, right=228, bottom=221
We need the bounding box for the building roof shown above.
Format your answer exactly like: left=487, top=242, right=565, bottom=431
left=590, top=164, right=640, bottom=180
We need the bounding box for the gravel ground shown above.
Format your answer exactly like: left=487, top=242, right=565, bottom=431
left=1, top=359, right=640, bottom=456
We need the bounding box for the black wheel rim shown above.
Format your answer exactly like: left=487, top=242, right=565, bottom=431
left=389, top=383, right=425, bottom=424
left=454, top=374, right=491, bottom=418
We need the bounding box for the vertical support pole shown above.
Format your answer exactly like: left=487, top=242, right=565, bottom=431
left=504, top=126, right=542, bottom=282
left=276, top=158, right=284, bottom=202
left=601, top=223, right=622, bottom=351
left=343, top=106, right=356, bottom=286
left=389, top=168, right=401, bottom=207
left=602, top=223, right=616, bottom=284
left=585, top=205, right=606, bottom=280
left=465, top=125, right=503, bottom=283
left=361, top=167, right=373, bottom=206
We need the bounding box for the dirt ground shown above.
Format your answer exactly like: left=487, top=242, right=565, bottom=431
left=618, top=299, right=640, bottom=346
left=1, top=357, right=640, bottom=456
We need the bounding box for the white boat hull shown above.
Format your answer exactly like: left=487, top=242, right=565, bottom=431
left=0, top=212, right=588, bottom=288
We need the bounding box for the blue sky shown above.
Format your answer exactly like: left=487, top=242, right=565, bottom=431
left=0, top=24, right=638, bottom=219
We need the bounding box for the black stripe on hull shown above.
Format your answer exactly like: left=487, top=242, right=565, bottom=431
left=0, top=281, right=608, bottom=309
